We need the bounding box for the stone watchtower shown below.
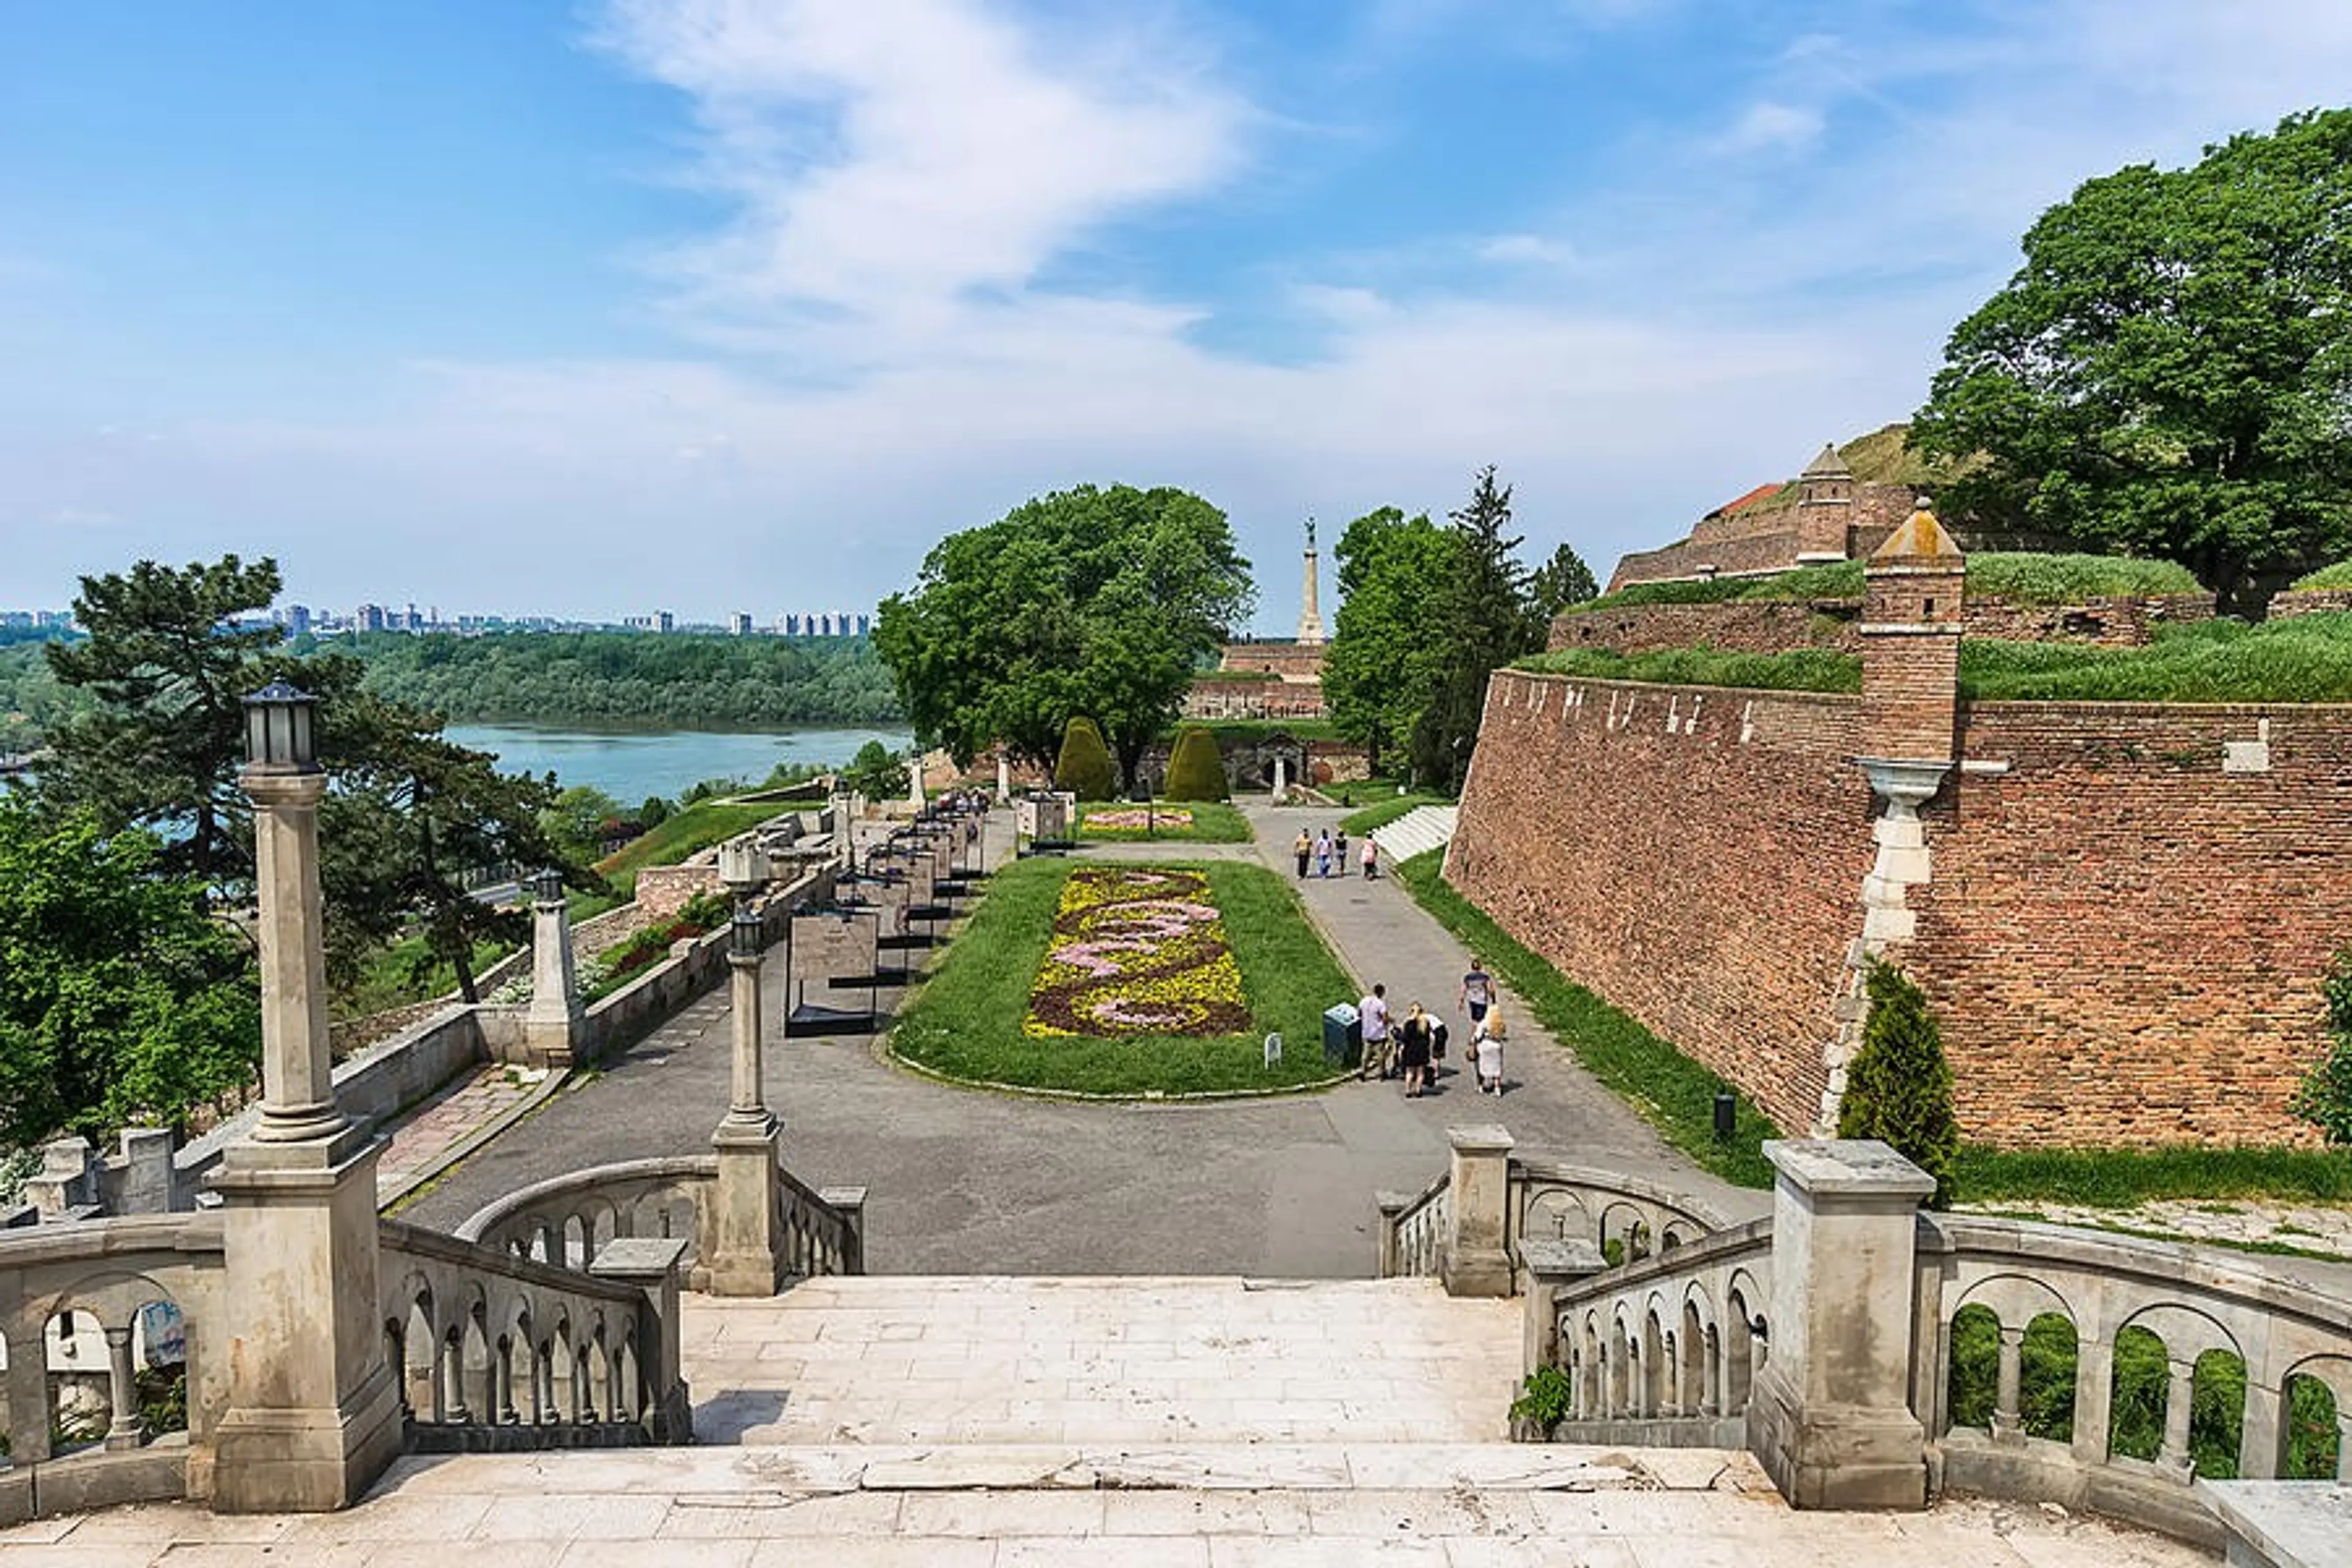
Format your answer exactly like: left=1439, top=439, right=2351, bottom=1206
left=1794, top=442, right=1855, bottom=564
left=1814, top=500, right=1964, bottom=1134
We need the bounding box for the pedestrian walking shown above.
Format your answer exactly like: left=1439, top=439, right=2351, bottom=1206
left=1357, top=983, right=1392, bottom=1081
left=1314, top=829, right=1334, bottom=878
left=1397, top=1003, right=1433, bottom=1097
left=1333, top=826, right=1349, bottom=870
left=1294, top=828, right=1311, bottom=879
left=1361, top=835, right=1378, bottom=879
left=1475, top=1010, right=1507, bottom=1096
left=1458, top=956, right=1494, bottom=1031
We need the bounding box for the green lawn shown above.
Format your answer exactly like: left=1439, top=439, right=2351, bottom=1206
left=1075, top=801, right=1253, bottom=842
left=595, top=799, right=783, bottom=896
left=890, top=858, right=1355, bottom=1096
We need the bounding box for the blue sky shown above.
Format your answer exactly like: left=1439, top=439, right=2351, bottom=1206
left=6, top=1, right=2351, bottom=630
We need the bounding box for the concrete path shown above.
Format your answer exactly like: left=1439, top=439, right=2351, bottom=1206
left=396, top=801, right=1762, bottom=1275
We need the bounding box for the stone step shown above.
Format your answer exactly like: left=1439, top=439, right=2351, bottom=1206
left=1371, top=805, right=1458, bottom=867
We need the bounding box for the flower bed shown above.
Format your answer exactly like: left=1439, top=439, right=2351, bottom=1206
left=581, top=890, right=732, bottom=1003
left=1026, top=867, right=1248, bottom=1038
left=1084, top=807, right=1195, bottom=833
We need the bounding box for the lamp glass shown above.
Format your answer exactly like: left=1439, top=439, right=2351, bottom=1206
left=242, top=680, right=317, bottom=769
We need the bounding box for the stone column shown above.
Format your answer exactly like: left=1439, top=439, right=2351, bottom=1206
left=590, top=1238, right=693, bottom=1442
left=995, top=753, right=1011, bottom=804
left=102, top=1324, right=145, bottom=1451
left=210, top=753, right=404, bottom=1512
left=1744, top=1139, right=1935, bottom=1511
left=523, top=870, right=582, bottom=1068
left=1443, top=1125, right=1515, bottom=1298
left=704, top=861, right=786, bottom=1297
left=2157, top=1356, right=2198, bottom=1482
left=1991, top=1323, right=2026, bottom=1445
left=1272, top=756, right=1287, bottom=801
left=1518, top=1237, right=1605, bottom=1386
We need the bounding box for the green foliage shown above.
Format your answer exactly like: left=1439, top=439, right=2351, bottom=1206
left=1322, top=507, right=1459, bottom=778
left=1516, top=645, right=1863, bottom=694
left=1528, top=542, right=1600, bottom=621
left=1959, top=614, right=2352, bottom=702
left=1411, top=469, right=1550, bottom=788
left=1564, top=560, right=1867, bottom=613
left=580, top=892, right=733, bottom=1003
left=344, top=629, right=900, bottom=727
left=1053, top=715, right=1118, bottom=801
left=541, top=785, right=627, bottom=865
left=841, top=739, right=911, bottom=801
left=889, top=858, right=1355, bottom=1096
left=1509, top=1365, right=1575, bottom=1431
left=2294, top=560, right=2352, bottom=589
left=638, top=795, right=671, bottom=828
left=1569, top=553, right=2199, bottom=616
left=594, top=800, right=780, bottom=897
left=1839, top=961, right=1961, bottom=1208
left=1958, top=1142, right=2352, bottom=1206
left=1912, top=108, right=2352, bottom=608
left=1947, top=1308, right=2079, bottom=1441
left=873, top=483, right=1252, bottom=784
left=1163, top=726, right=1230, bottom=802
left=0, top=636, right=92, bottom=752
left=1393, top=849, right=1777, bottom=1187
left=0, top=799, right=260, bottom=1145
left=2290, top=957, right=2352, bottom=1145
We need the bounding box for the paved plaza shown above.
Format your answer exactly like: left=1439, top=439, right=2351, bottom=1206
left=399, top=800, right=1764, bottom=1273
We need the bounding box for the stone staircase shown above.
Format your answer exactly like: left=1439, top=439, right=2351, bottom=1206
left=1371, top=804, right=1459, bottom=867
left=6, top=1276, right=2215, bottom=1562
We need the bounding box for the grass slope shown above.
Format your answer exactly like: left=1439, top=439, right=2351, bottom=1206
left=891, top=857, right=1354, bottom=1096
left=1960, top=614, right=2352, bottom=703
left=2293, top=560, right=2352, bottom=590
left=1517, top=646, right=1862, bottom=695
left=1567, top=552, right=2199, bottom=616
left=1076, top=801, right=1253, bottom=842
left=595, top=799, right=782, bottom=895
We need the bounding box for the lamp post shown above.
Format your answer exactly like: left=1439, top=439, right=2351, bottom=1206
left=211, top=680, right=404, bottom=1510
left=705, top=834, right=786, bottom=1294
left=524, top=865, right=583, bottom=1066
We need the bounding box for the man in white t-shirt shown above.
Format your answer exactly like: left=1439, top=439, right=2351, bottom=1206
left=1358, top=983, right=1392, bottom=1080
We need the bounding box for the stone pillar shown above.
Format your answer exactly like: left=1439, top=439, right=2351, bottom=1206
left=102, top=1323, right=145, bottom=1451
left=1297, top=519, right=1326, bottom=645
left=1745, top=1139, right=1936, bottom=1511
left=2157, top=1356, right=2198, bottom=1482
left=704, top=889, right=786, bottom=1297
left=2070, top=1336, right=2114, bottom=1469
left=1272, top=756, right=1287, bottom=801
left=820, top=1186, right=869, bottom=1275
left=523, top=870, right=583, bottom=1068
left=1518, top=1237, right=1605, bottom=1384
left=1992, top=1324, right=2026, bottom=1445
left=832, top=794, right=854, bottom=865
left=589, top=1238, right=693, bottom=1443
left=1443, top=1125, right=1515, bottom=1298
left=995, top=753, right=1011, bottom=804
left=209, top=756, right=403, bottom=1513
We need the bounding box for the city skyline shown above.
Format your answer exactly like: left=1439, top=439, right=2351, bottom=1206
left=7, top=4, right=2352, bottom=630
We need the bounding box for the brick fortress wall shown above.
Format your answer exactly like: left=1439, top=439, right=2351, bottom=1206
left=1548, top=592, right=2216, bottom=658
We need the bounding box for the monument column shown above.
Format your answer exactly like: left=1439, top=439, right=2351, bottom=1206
left=1296, top=518, right=1327, bottom=646
left=210, top=681, right=404, bottom=1512
left=704, top=835, right=788, bottom=1295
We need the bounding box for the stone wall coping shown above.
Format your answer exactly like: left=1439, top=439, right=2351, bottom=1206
left=1553, top=1216, right=1773, bottom=1306
left=0, top=1210, right=222, bottom=1268
left=1518, top=1237, right=1605, bottom=1276
left=1506, top=1155, right=1748, bottom=1233
left=1763, top=1138, right=1937, bottom=1199
left=2196, top=1479, right=2352, bottom=1568
left=1447, top=1125, right=1515, bottom=1155
left=1500, top=667, right=1865, bottom=712
left=586, top=1236, right=690, bottom=1282
left=818, top=1185, right=869, bottom=1212
left=453, top=1154, right=719, bottom=1243
left=380, top=1216, right=649, bottom=1306
left=1924, top=1214, right=2352, bottom=1333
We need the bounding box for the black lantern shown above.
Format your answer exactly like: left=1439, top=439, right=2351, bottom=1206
left=242, top=679, right=318, bottom=772
left=532, top=867, right=564, bottom=905
left=730, top=903, right=761, bottom=960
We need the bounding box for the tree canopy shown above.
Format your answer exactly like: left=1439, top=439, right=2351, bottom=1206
left=1321, top=507, right=1460, bottom=777
left=1411, top=468, right=1548, bottom=789
left=1912, top=107, right=2352, bottom=610
left=873, top=484, right=1252, bottom=785
left=1529, top=542, right=1600, bottom=621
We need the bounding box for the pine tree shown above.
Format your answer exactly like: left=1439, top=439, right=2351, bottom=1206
left=1411, top=467, right=1544, bottom=788
left=1163, top=725, right=1230, bottom=802
left=1054, top=715, right=1118, bottom=801
left=1838, top=959, right=1961, bottom=1208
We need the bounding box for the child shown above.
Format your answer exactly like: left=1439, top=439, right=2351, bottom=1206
left=1475, top=1011, right=1507, bottom=1096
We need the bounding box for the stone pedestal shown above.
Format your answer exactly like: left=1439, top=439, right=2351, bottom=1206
left=1443, top=1125, right=1515, bottom=1298
left=523, top=884, right=583, bottom=1067
left=1518, top=1237, right=1605, bottom=1384
left=704, top=936, right=787, bottom=1295
left=1745, top=1139, right=1934, bottom=1511
left=589, top=1238, right=693, bottom=1443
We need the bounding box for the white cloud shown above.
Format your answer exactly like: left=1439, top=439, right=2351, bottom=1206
left=1711, top=101, right=1824, bottom=157
left=1477, top=234, right=1575, bottom=266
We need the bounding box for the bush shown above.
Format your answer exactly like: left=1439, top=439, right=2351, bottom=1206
left=2291, top=957, right=2352, bottom=1145
left=842, top=739, right=911, bottom=800
left=2293, top=560, right=2352, bottom=590
left=1164, top=726, right=1230, bottom=802
left=1054, top=715, right=1118, bottom=800
left=1838, top=960, right=1960, bottom=1208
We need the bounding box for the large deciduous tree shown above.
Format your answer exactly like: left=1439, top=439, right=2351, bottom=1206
left=873, top=484, right=1252, bottom=786
left=1321, top=508, right=1460, bottom=779
left=1912, top=107, right=2352, bottom=611
left=0, top=799, right=260, bottom=1145
left=1411, top=468, right=1545, bottom=790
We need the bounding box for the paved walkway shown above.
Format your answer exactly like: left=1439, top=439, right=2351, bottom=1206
left=397, top=802, right=1758, bottom=1272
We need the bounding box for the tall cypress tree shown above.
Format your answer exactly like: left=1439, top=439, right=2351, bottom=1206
left=1411, top=467, right=1543, bottom=789
left=1838, top=960, right=1961, bottom=1208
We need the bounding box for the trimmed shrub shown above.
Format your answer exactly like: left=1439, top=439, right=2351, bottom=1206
left=1164, top=725, right=1230, bottom=802
left=1838, top=959, right=1960, bottom=1208
left=1054, top=715, right=1118, bottom=801
left=2290, top=957, right=2352, bottom=1145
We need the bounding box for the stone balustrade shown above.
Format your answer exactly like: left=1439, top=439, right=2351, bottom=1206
left=1375, top=1174, right=1449, bottom=1280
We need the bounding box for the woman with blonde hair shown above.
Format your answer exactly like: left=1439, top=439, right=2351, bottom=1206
left=1397, top=1002, right=1433, bottom=1098
left=1474, top=1009, right=1507, bottom=1096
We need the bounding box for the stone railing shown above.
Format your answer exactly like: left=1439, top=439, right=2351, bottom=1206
left=1375, top=1172, right=1450, bottom=1279
left=456, top=1155, right=865, bottom=1292
left=0, top=1213, right=229, bottom=1523
left=379, top=1219, right=690, bottom=1450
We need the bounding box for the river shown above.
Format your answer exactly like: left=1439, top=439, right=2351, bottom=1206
left=443, top=724, right=914, bottom=804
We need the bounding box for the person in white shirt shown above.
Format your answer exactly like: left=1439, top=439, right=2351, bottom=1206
left=1357, top=984, right=1392, bottom=1080
left=1475, top=1010, right=1507, bottom=1096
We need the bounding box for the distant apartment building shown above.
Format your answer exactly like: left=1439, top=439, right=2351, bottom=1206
left=729, top=611, right=753, bottom=636
left=356, top=603, right=388, bottom=633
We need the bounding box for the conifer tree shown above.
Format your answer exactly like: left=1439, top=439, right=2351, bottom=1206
left=1838, top=959, right=1961, bottom=1208
left=1053, top=715, right=1118, bottom=801
left=1411, top=467, right=1544, bottom=788
left=1163, top=725, right=1230, bottom=802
